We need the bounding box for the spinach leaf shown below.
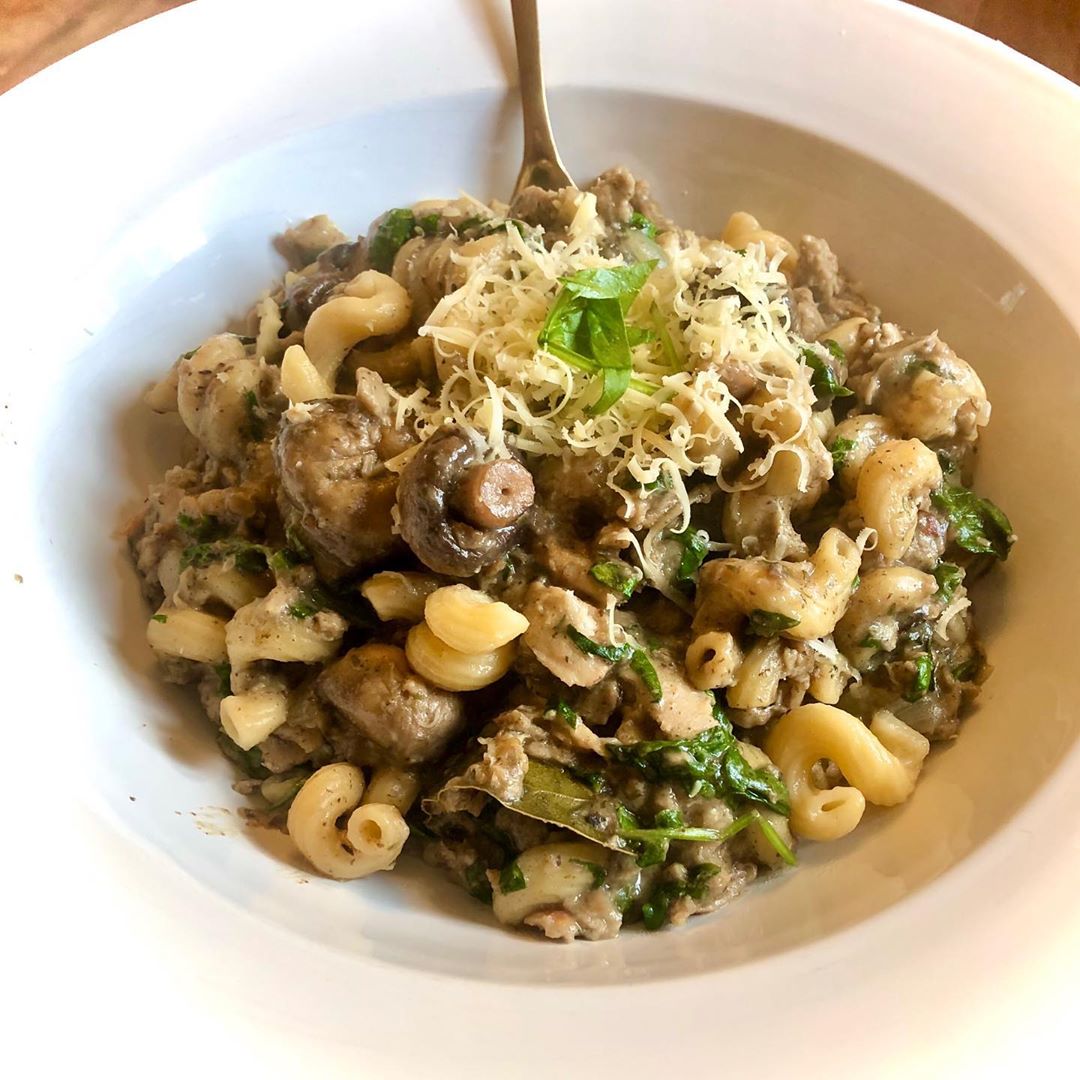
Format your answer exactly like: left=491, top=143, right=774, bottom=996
left=800, top=345, right=853, bottom=401
left=608, top=708, right=790, bottom=815
left=671, top=527, right=710, bottom=585
left=464, top=862, right=494, bottom=904
left=641, top=863, right=722, bottom=931
left=213, top=662, right=232, bottom=697
left=553, top=700, right=579, bottom=730
left=615, top=806, right=727, bottom=867
left=829, top=436, right=856, bottom=469
left=746, top=609, right=800, bottom=637
left=417, top=212, right=441, bottom=235
left=932, top=485, right=1014, bottom=560
left=176, top=513, right=225, bottom=543
left=498, top=861, right=527, bottom=894
left=368, top=209, right=417, bottom=273
left=571, top=859, right=608, bottom=889
left=242, top=389, right=266, bottom=441
left=180, top=539, right=270, bottom=573
left=287, top=586, right=332, bottom=619
left=628, top=211, right=657, bottom=239
left=566, top=626, right=635, bottom=664
left=589, top=561, right=639, bottom=599
left=753, top=812, right=797, bottom=866
left=932, top=561, right=963, bottom=604
left=150, top=613, right=167, bottom=624
left=628, top=650, right=663, bottom=702
left=904, top=654, right=934, bottom=702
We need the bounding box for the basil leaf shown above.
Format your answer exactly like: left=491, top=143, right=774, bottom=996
left=369, top=209, right=417, bottom=273
left=932, top=485, right=1014, bottom=560
left=589, top=561, right=639, bottom=599
left=746, top=609, right=800, bottom=637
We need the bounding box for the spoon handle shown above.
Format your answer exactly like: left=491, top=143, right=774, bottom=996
left=510, top=0, right=575, bottom=198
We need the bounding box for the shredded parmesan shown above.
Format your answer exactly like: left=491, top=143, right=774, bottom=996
left=387, top=198, right=824, bottom=533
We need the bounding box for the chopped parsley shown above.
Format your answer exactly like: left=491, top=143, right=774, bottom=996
left=746, top=609, right=800, bottom=637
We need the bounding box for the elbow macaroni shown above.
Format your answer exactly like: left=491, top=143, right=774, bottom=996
left=855, top=439, right=942, bottom=560
left=405, top=622, right=515, bottom=692
left=287, top=763, right=409, bottom=879
left=490, top=841, right=605, bottom=927
left=684, top=631, right=742, bottom=691
left=764, top=703, right=930, bottom=841
left=424, top=585, right=530, bottom=654
left=360, top=570, right=442, bottom=623
left=722, top=211, right=799, bottom=274
left=147, top=607, right=228, bottom=664
left=220, top=688, right=288, bottom=751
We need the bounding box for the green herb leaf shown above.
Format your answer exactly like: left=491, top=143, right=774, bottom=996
left=151, top=613, right=168, bottom=624
left=554, top=700, right=579, bottom=730
left=369, top=209, right=417, bottom=273
left=859, top=634, right=885, bottom=651
left=417, top=212, right=441, bottom=235
left=671, top=527, right=710, bottom=585
left=499, top=861, right=527, bottom=894
left=822, top=339, right=846, bottom=361
left=571, top=859, right=608, bottom=889
left=800, top=346, right=853, bottom=400
left=464, top=862, right=494, bottom=904
left=641, top=863, right=722, bottom=931
left=537, top=261, right=657, bottom=414
left=181, top=539, right=270, bottom=573
left=176, top=513, right=225, bottom=543
left=260, top=772, right=308, bottom=811
left=566, top=626, right=635, bottom=664
left=746, top=609, right=801, bottom=637
left=243, top=389, right=266, bottom=441
left=904, top=654, right=935, bottom=702
left=217, top=731, right=268, bottom=779
left=629, top=649, right=663, bottom=703
left=753, top=812, right=797, bottom=866
left=932, top=561, right=963, bottom=604
left=608, top=708, right=790, bottom=815
left=589, top=560, right=639, bottom=599
left=287, top=587, right=331, bottom=619
left=829, top=436, right=856, bottom=469
left=628, top=211, right=657, bottom=239
left=932, top=485, right=1014, bottom=560
left=213, top=662, right=232, bottom=697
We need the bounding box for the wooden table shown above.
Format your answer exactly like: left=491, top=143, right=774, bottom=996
left=2, top=0, right=1077, bottom=94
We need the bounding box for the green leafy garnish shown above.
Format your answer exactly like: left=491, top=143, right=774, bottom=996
left=176, top=513, right=225, bottom=543
left=651, top=302, right=679, bottom=367
left=746, top=610, right=800, bottom=637
left=369, top=208, right=418, bottom=273
left=608, top=708, right=790, bottom=815
left=567, top=628, right=662, bottom=702
left=859, top=634, right=885, bottom=651
left=287, top=587, right=331, bottom=619
left=537, top=261, right=658, bottom=414
left=465, top=862, right=494, bottom=904
left=933, top=561, right=964, bottom=604
left=242, top=389, right=266, bottom=441
left=628, top=650, right=663, bottom=703
left=417, top=212, right=441, bottom=235
left=589, top=561, right=639, bottom=599
left=217, top=732, right=268, bottom=779
left=829, top=436, right=856, bottom=469
left=181, top=539, right=269, bottom=573
left=822, top=339, right=846, bottom=361
left=213, top=662, right=232, bottom=697
left=932, top=485, right=1014, bottom=560
left=615, top=806, right=729, bottom=867
left=671, top=527, right=710, bottom=585
left=952, top=657, right=979, bottom=682
left=554, top=700, right=579, bottom=730
left=267, top=547, right=304, bottom=575
left=260, top=772, right=308, bottom=811
left=904, top=654, right=935, bottom=702
left=753, top=812, right=798, bottom=866
left=498, top=861, right=527, bottom=894
left=571, top=859, right=608, bottom=890
left=628, top=211, right=657, bottom=239
left=151, top=613, right=167, bottom=624
left=641, top=863, right=722, bottom=931
left=800, top=345, right=853, bottom=401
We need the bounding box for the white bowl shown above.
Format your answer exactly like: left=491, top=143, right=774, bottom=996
left=4, top=0, right=1080, bottom=1073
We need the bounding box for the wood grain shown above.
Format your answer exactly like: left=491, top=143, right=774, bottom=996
left=1, top=0, right=1078, bottom=94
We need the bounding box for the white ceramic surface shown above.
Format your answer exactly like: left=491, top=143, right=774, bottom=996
left=3, top=0, right=1080, bottom=1075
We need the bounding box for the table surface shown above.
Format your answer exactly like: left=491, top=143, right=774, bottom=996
left=1, top=0, right=1078, bottom=96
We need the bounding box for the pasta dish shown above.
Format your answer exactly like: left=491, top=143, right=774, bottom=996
left=128, top=167, right=1013, bottom=940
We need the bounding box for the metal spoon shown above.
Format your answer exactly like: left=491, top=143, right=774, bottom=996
left=510, top=0, right=575, bottom=199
